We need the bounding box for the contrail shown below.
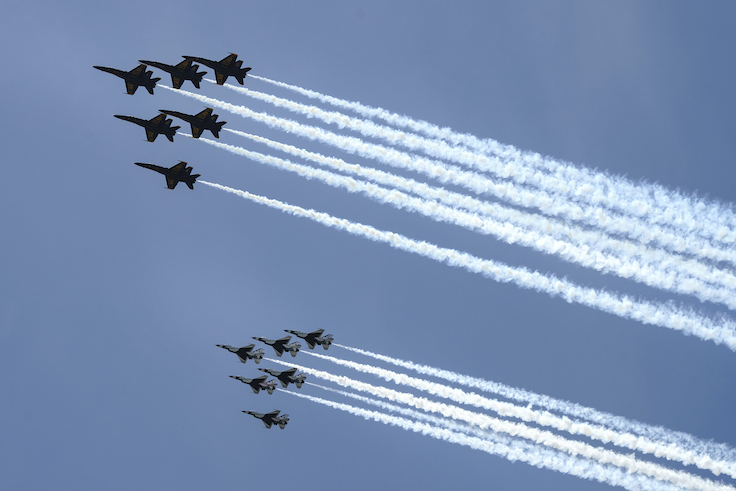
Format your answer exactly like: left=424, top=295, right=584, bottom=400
left=335, top=344, right=736, bottom=463
left=300, top=384, right=684, bottom=491
left=249, top=74, right=736, bottom=243
left=303, top=351, right=736, bottom=479
left=271, top=360, right=728, bottom=490
left=214, top=130, right=736, bottom=302
left=218, top=81, right=736, bottom=249
left=166, top=86, right=736, bottom=267
left=200, top=180, right=736, bottom=350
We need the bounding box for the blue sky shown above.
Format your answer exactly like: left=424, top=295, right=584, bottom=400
left=2, top=2, right=735, bottom=490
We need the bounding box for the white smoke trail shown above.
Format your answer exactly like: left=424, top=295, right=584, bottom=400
left=303, top=351, right=736, bottom=479
left=200, top=180, right=736, bottom=350
left=249, top=74, right=736, bottom=242
left=271, top=360, right=729, bottom=490
left=218, top=81, right=736, bottom=249
left=166, top=86, right=736, bottom=266
left=301, top=383, right=684, bottom=491
left=335, top=344, right=736, bottom=463
left=219, top=129, right=736, bottom=300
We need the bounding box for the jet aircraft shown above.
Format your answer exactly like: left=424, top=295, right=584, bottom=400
left=93, top=63, right=160, bottom=95
left=216, top=344, right=264, bottom=364
left=181, top=53, right=251, bottom=85
left=242, top=410, right=289, bottom=429
left=284, top=329, right=334, bottom=350
left=134, top=161, right=199, bottom=190
left=114, top=113, right=179, bottom=142
left=253, top=335, right=301, bottom=357
left=159, top=108, right=226, bottom=138
left=139, top=58, right=207, bottom=89
left=230, top=375, right=277, bottom=395
left=258, top=367, right=306, bottom=389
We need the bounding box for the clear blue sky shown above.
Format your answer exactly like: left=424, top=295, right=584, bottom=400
left=1, top=2, right=735, bottom=490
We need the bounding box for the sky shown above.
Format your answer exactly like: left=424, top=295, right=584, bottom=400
left=1, top=1, right=735, bottom=490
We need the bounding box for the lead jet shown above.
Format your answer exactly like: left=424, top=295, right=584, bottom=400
left=230, top=375, right=277, bottom=395
left=181, top=53, right=251, bottom=85
left=114, top=113, right=179, bottom=142
left=216, top=344, right=264, bottom=364
left=93, top=63, right=160, bottom=95
left=134, top=161, right=199, bottom=190
left=284, top=329, right=334, bottom=350
left=258, top=367, right=306, bottom=389
left=159, top=108, right=226, bottom=138
left=139, top=58, right=206, bottom=89
left=242, top=410, right=289, bottom=429
left=253, top=335, right=301, bottom=358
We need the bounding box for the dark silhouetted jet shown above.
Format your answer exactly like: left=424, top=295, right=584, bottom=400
left=216, top=344, right=264, bottom=364
left=93, top=64, right=160, bottom=95
left=242, top=410, right=289, bottom=429
left=284, top=329, right=334, bottom=350
left=253, top=335, right=301, bottom=357
left=134, top=161, right=199, bottom=190
left=230, top=375, right=277, bottom=395
left=114, top=113, right=179, bottom=142
left=258, top=367, right=306, bottom=389
left=159, top=108, right=226, bottom=138
left=139, top=58, right=207, bottom=89
left=182, top=53, right=251, bottom=85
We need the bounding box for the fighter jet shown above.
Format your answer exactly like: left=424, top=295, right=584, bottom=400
left=134, top=161, right=199, bottom=190
left=253, top=335, right=301, bottom=357
left=114, top=113, right=179, bottom=142
left=159, top=108, right=226, bottom=138
left=242, top=410, right=289, bottom=429
left=258, top=367, right=306, bottom=389
left=230, top=375, right=277, bottom=395
left=181, top=53, right=251, bottom=85
left=284, top=329, right=334, bottom=350
left=216, top=344, right=264, bottom=364
left=139, top=58, right=207, bottom=89
left=93, top=63, right=160, bottom=95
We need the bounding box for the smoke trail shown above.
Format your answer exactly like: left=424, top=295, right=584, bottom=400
left=218, top=81, right=736, bottom=249
left=303, top=351, right=736, bottom=479
left=216, top=129, right=736, bottom=300
left=166, top=86, right=736, bottom=266
left=300, top=384, right=684, bottom=491
left=271, top=360, right=728, bottom=490
left=335, top=344, right=736, bottom=463
left=200, top=180, right=736, bottom=350
left=250, top=74, right=736, bottom=241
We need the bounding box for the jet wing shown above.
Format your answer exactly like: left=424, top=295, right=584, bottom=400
left=171, top=76, right=183, bottom=89
left=129, top=64, right=147, bottom=77
left=125, top=81, right=138, bottom=95
left=190, top=125, right=204, bottom=138
left=145, top=128, right=158, bottom=142
left=220, top=53, right=238, bottom=66
left=195, top=108, right=213, bottom=121
left=215, top=71, right=227, bottom=85
left=281, top=368, right=297, bottom=377
left=166, top=177, right=178, bottom=189
left=175, top=58, right=193, bottom=71
left=170, top=161, right=187, bottom=173
left=262, top=420, right=273, bottom=429
left=150, top=113, right=167, bottom=125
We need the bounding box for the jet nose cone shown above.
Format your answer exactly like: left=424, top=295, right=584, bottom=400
left=229, top=375, right=237, bottom=379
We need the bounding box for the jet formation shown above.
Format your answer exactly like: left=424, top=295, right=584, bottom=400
left=134, top=161, right=199, bottom=190
left=253, top=335, right=301, bottom=357
left=114, top=113, right=179, bottom=142
left=160, top=108, right=226, bottom=139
